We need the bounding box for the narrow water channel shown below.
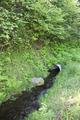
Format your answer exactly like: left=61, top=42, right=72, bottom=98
left=0, top=64, right=61, bottom=120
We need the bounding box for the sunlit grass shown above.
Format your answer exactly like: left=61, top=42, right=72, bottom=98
left=0, top=42, right=80, bottom=119
left=26, top=45, right=80, bottom=120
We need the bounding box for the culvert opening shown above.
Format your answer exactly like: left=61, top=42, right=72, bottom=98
left=0, top=64, right=61, bottom=120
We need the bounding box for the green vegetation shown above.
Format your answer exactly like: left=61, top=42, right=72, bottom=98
left=26, top=45, right=80, bottom=120
left=0, top=0, right=80, bottom=49
left=0, top=41, right=80, bottom=119
left=0, top=0, right=80, bottom=119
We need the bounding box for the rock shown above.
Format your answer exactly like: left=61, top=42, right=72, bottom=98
left=32, top=77, right=44, bottom=86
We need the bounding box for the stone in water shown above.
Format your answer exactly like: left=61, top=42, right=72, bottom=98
left=32, top=77, right=44, bottom=86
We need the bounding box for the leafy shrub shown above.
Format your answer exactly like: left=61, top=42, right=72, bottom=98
left=0, top=0, right=79, bottom=49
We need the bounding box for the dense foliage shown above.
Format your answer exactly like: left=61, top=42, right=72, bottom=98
left=0, top=0, right=80, bottom=49
left=0, top=1, right=80, bottom=119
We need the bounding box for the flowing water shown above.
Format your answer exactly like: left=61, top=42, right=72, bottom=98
left=0, top=65, right=60, bottom=120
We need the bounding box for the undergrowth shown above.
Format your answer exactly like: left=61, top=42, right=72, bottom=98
left=0, top=41, right=80, bottom=120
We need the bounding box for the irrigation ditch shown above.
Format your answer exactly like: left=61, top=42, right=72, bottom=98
left=0, top=64, right=61, bottom=120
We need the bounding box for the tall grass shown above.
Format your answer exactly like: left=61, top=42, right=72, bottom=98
left=0, top=41, right=80, bottom=119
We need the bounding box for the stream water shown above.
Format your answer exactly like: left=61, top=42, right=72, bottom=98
left=0, top=64, right=61, bottom=120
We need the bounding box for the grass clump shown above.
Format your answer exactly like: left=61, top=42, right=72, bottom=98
left=0, top=41, right=80, bottom=120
